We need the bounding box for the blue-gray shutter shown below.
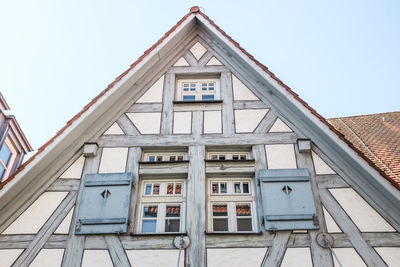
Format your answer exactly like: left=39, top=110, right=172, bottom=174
left=259, top=168, right=319, bottom=231
left=75, top=172, right=133, bottom=234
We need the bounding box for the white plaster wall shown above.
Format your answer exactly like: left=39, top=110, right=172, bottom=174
left=332, top=248, right=366, bottom=267
left=234, top=109, right=268, bottom=133
left=2, top=192, right=68, bottom=234
left=98, top=147, right=128, bottom=173
left=281, top=248, right=312, bottom=267
left=232, top=75, right=259, bottom=100
left=323, top=206, right=341, bottom=233
left=206, top=57, right=223, bottom=66
left=329, top=188, right=395, bottom=232
left=311, top=151, right=336, bottom=175
left=269, top=118, right=292, bottom=133
left=204, top=111, right=222, bottom=134
left=136, top=75, right=164, bottom=103
left=189, top=42, right=207, bottom=60
left=173, top=112, right=192, bottom=134
left=103, top=122, right=124, bottom=135
left=126, top=112, right=161, bottom=134
left=173, top=57, right=190, bottom=67
left=54, top=207, right=74, bottom=234
left=82, top=250, right=113, bottom=267
left=29, top=249, right=64, bottom=267
left=0, top=249, right=23, bottom=267
left=126, top=249, right=184, bottom=267
left=207, top=248, right=267, bottom=267
left=265, top=144, right=297, bottom=169
left=374, top=247, right=400, bottom=266
left=59, top=155, right=85, bottom=179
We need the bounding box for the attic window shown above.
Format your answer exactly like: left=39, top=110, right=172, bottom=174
left=142, top=152, right=187, bottom=162
left=206, top=151, right=251, bottom=161
left=0, top=137, right=17, bottom=182
left=176, top=78, right=220, bottom=102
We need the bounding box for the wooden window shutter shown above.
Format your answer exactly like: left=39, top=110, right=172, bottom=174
left=259, top=168, right=319, bottom=231
left=75, top=172, right=133, bottom=234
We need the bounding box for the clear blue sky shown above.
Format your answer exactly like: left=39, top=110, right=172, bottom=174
left=1, top=1, right=399, bottom=154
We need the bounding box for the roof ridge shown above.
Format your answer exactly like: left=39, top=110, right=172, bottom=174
left=328, top=111, right=400, bottom=120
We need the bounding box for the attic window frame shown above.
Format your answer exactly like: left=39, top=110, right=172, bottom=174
left=176, top=78, right=220, bottom=102
left=0, top=137, right=17, bottom=181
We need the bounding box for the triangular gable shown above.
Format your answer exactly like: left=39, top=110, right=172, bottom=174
left=1, top=6, right=399, bottom=235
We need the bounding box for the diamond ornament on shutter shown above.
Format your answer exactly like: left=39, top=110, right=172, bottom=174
left=75, top=172, right=134, bottom=234
left=259, top=168, right=319, bottom=230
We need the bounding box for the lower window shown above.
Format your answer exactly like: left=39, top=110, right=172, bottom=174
left=138, top=179, right=185, bottom=233
left=211, top=202, right=254, bottom=232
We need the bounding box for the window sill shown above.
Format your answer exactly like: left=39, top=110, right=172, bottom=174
left=205, top=231, right=263, bottom=235
left=130, top=232, right=187, bottom=237
left=205, top=159, right=255, bottom=163
left=173, top=100, right=223, bottom=104
left=139, top=160, right=189, bottom=164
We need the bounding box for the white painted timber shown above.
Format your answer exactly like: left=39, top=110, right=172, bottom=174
left=2, top=192, right=68, bottom=234
left=323, top=206, right=342, bottom=233
left=81, top=250, right=114, bottom=267
left=207, top=248, right=267, bottom=267
left=234, top=109, right=268, bottom=133
left=374, top=247, right=400, bottom=266
left=103, top=122, right=124, bottom=135
left=206, top=56, right=223, bottom=66
left=265, top=144, right=297, bottom=169
left=98, top=147, right=128, bottom=173
left=126, top=112, right=161, bottom=134
left=173, top=112, right=192, bottom=134
left=280, top=248, right=313, bottom=267
left=0, top=249, right=23, bottom=267
left=173, top=57, right=190, bottom=67
left=332, top=248, right=366, bottom=267
left=136, top=75, right=164, bottom=103
left=189, top=42, right=207, bottom=60
left=54, top=207, right=74, bottom=234
left=203, top=110, right=222, bottom=134
left=269, top=118, right=292, bottom=133
left=232, top=74, right=259, bottom=100
left=29, top=249, right=64, bottom=267
left=59, top=155, right=85, bottom=179
left=126, top=249, right=184, bottom=267
left=330, top=188, right=396, bottom=232
left=312, top=151, right=336, bottom=175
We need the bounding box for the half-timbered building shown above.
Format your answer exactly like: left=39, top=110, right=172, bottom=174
left=0, top=6, right=399, bottom=267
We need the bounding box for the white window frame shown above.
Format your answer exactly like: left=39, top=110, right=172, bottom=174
left=207, top=151, right=251, bottom=160
left=176, top=78, right=220, bottom=101
left=138, top=179, right=186, bottom=234
left=142, top=152, right=187, bottom=162
left=0, top=137, right=17, bottom=181
left=207, top=177, right=256, bottom=232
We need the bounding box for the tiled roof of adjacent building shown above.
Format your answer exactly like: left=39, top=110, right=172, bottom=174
left=329, top=111, right=400, bottom=187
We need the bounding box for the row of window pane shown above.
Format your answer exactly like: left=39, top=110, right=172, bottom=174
left=211, top=181, right=250, bottom=194
left=148, top=155, right=184, bottom=162
left=182, top=95, right=214, bottom=101
left=210, top=154, right=248, bottom=160
left=145, top=183, right=182, bottom=195
left=142, top=204, right=181, bottom=233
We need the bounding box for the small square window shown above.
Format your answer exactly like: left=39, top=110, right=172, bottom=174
left=156, top=156, right=163, bottom=162
left=177, top=156, right=183, bottom=161
left=169, top=156, right=176, bottom=161
left=232, top=155, right=239, bottom=160
left=178, top=79, right=219, bottom=101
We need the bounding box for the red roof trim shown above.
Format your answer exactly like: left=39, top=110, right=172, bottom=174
left=1, top=6, right=398, bottom=191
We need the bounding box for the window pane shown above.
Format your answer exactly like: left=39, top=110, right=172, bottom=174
left=142, top=220, right=157, bottom=233
left=169, top=156, right=176, bottom=161
left=211, top=155, right=218, bottom=160
left=220, top=183, right=227, bottom=193
left=166, top=205, right=180, bottom=217
left=153, top=184, right=160, bottom=195
left=177, top=156, right=183, bottom=161
left=219, top=155, right=225, bottom=160
left=165, top=219, right=180, bottom=232
left=148, top=156, right=155, bottom=162
left=202, top=94, right=214, bottom=101
left=212, top=183, right=219, bottom=194
left=143, top=206, right=158, bottom=218
left=145, top=184, right=152, bottom=195
left=175, top=184, right=182, bottom=194
left=234, top=183, right=241, bottom=193
left=213, top=204, right=227, bottom=216
left=232, top=155, right=239, bottom=160
left=0, top=165, right=4, bottom=179
left=156, top=156, right=163, bottom=162
left=183, top=95, right=196, bottom=101
left=167, top=184, right=174, bottom=195
left=0, top=144, right=11, bottom=166
left=237, top=219, right=252, bottom=231
left=242, top=183, right=249, bottom=193
left=240, top=155, right=247, bottom=160
left=213, top=218, right=228, bottom=231
left=236, top=204, right=251, bottom=216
